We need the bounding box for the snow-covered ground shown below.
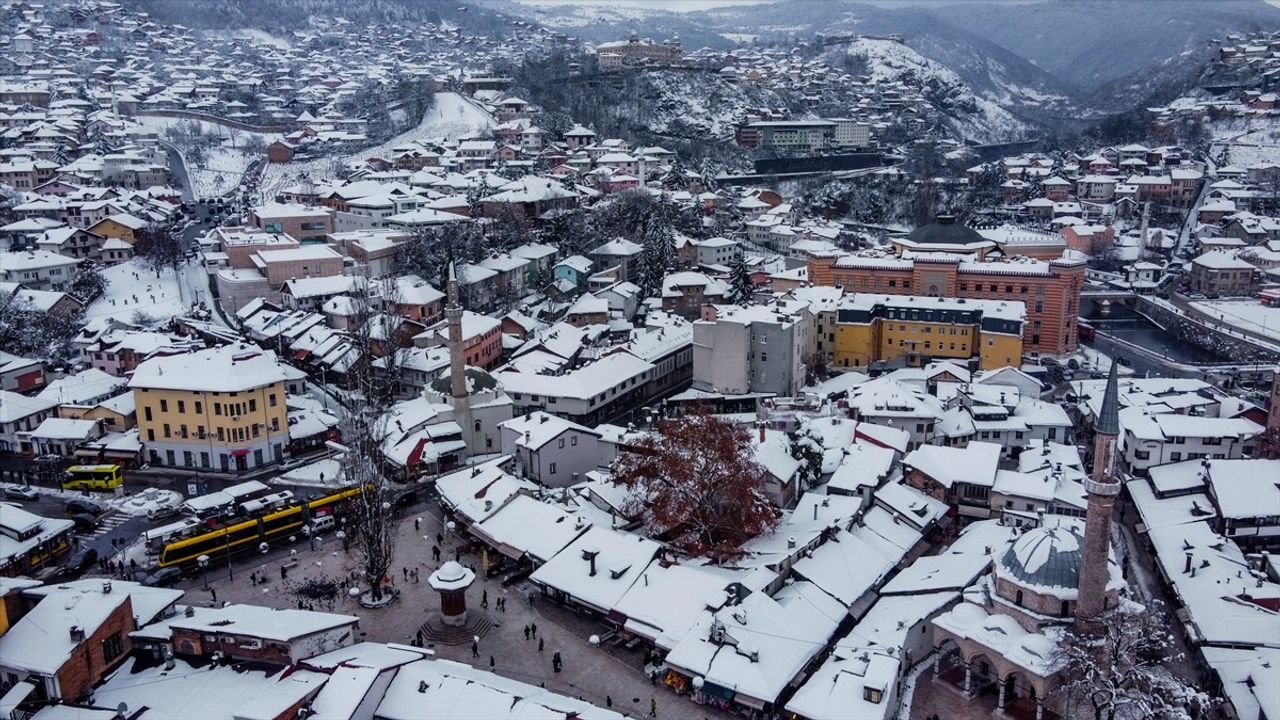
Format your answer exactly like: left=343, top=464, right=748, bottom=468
left=135, top=115, right=271, bottom=199
left=85, top=259, right=197, bottom=324
left=258, top=92, right=495, bottom=200
left=1190, top=299, right=1280, bottom=342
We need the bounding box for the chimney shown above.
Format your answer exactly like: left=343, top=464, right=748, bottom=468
left=69, top=626, right=85, bottom=642
left=787, top=536, right=797, bottom=549
left=102, top=581, right=112, bottom=594
left=1185, top=552, right=1193, bottom=574
left=582, top=547, right=600, bottom=576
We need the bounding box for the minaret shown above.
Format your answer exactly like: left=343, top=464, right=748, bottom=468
left=445, top=263, right=467, bottom=400
left=1076, top=361, right=1121, bottom=627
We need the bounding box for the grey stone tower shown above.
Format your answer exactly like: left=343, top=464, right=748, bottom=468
left=1076, top=362, right=1121, bottom=627
left=446, top=263, right=466, bottom=401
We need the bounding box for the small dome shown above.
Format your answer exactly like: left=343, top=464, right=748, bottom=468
left=997, top=523, right=1084, bottom=591
left=948, top=602, right=988, bottom=629
left=430, top=366, right=498, bottom=395
left=1018, top=634, right=1057, bottom=660
left=981, top=614, right=1024, bottom=638
left=436, top=560, right=467, bottom=582
left=904, top=215, right=987, bottom=246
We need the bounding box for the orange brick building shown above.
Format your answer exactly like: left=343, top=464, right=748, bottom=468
left=807, top=218, right=1086, bottom=357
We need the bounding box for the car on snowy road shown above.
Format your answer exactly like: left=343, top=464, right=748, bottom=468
left=2, top=483, right=38, bottom=500
left=142, top=567, right=184, bottom=587
left=65, top=498, right=103, bottom=516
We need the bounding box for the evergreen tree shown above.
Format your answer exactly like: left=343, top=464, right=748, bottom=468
left=728, top=254, right=753, bottom=306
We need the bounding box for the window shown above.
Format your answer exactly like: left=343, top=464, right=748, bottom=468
left=1015, top=590, right=1024, bottom=606
left=1170, top=452, right=1182, bottom=462
left=1060, top=600, right=1070, bottom=616
left=177, top=400, right=185, bottom=414
left=549, top=462, right=557, bottom=475
left=249, top=399, right=257, bottom=412
left=269, top=394, right=278, bottom=407
left=144, top=406, right=153, bottom=422
left=101, top=633, right=124, bottom=663
left=160, top=399, right=168, bottom=412
left=195, top=401, right=202, bottom=415
left=863, top=687, right=884, bottom=704
left=163, top=423, right=171, bottom=438
left=570, top=435, right=578, bottom=446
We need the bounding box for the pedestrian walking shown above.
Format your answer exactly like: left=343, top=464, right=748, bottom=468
left=489, top=655, right=495, bottom=670
left=250, top=574, right=257, bottom=587
left=402, top=567, right=408, bottom=581
left=530, top=623, right=537, bottom=639
left=416, top=629, right=423, bottom=646
left=415, top=517, right=421, bottom=531
left=481, top=589, right=488, bottom=609
left=436, top=532, right=444, bottom=545
left=538, top=637, right=544, bottom=652
left=523, top=625, right=530, bottom=641
left=471, top=640, right=479, bottom=659
left=552, top=652, right=562, bottom=673
left=649, top=697, right=657, bottom=717
left=210, top=587, right=217, bottom=603
left=281, top=565, right=288, bottom=580
left=606, top=696, right=612, bottom=708
left=412, top=568, right=419, bottom=583
left=432, top=545, right=441, bottom=561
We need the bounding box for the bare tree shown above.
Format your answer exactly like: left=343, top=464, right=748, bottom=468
left=1054, top=598, right=1215, bottom=720
left=336, top=273, right=408, bottom=603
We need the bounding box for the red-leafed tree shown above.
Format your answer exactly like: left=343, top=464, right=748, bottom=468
left=612, top=411, right=778, bottom=560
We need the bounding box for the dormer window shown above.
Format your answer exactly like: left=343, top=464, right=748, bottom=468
left=863, top=687, right=884, bottom=704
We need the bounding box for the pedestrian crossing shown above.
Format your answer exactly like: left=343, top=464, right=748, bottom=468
left=79, top=511, right=129, bottom=537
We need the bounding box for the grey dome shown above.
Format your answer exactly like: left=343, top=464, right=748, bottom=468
left=997, top=524, right=1084, bottom=591
left=905, top=215, right=986, bottom=246
left=430, top=366, right=498, bottom=395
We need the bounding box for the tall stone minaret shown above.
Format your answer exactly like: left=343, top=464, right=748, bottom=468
left=445, top=263, right=467, bottom=401
left=1076, top=361, right=1121, bottom=627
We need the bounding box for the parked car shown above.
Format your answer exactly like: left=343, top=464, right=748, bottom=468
left=63, top=548, right=99, bottom=578
left=142, top=567, right=184, bottom=587
left=65, top=498, right=103, bottom=516
left=2, top=483, right=38, bottom=500
left=147, top=505, right=179, bottom=521
left=70, top=513, right=99, bottom=532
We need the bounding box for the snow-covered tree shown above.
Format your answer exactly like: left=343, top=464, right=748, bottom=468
left=789, top=425, right=824, bottom=491
left=728, top=254, right=753, bottom=306
left=612, top=411, right=778, bottom=560
left=1054, top=598, right=1215, bottom=720
left=337, top=278, right=403, bottom=604
left=133, top=224, right=185, bottom=277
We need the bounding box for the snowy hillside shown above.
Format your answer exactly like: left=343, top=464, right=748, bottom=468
left=258, top=92, right=495, bottom=201
left=842, top=38, right=1030, bottom=143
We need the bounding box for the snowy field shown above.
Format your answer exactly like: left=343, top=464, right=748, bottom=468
left=85, top=259, right=194, bottom=324
left=1190, top=299, right=1280, bottom=342
left=135, top=115, right=271, bottom=199
left=258, top=92, right=495, bottom=200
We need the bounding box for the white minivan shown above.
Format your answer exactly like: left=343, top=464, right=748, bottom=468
left=305, top=515, right=336, bottom=535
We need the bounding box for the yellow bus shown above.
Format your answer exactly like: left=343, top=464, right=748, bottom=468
left=62, top=464, right=124, bottom=492
left=157, top=485, right=364, bottom=569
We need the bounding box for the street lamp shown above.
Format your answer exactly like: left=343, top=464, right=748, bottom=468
left=197, top=554, right=210, bottom=590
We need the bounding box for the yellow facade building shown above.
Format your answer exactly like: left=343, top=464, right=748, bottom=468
left=831, top=294, right=1025, bottom=371
left=129, top=345, right=290, bottom=473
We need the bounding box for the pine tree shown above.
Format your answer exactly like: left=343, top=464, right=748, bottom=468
left=637, top=241, right=664, bottom=301
left=729, top=254, right=752, bottom=306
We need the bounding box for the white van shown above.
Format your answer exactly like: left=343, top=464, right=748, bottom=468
left=305, top=515, right=336, bottom=536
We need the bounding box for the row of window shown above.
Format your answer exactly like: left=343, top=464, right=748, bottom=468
left=146, top=417, right=281, bottom=443
left=144, top=393, right=279, bottom=420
